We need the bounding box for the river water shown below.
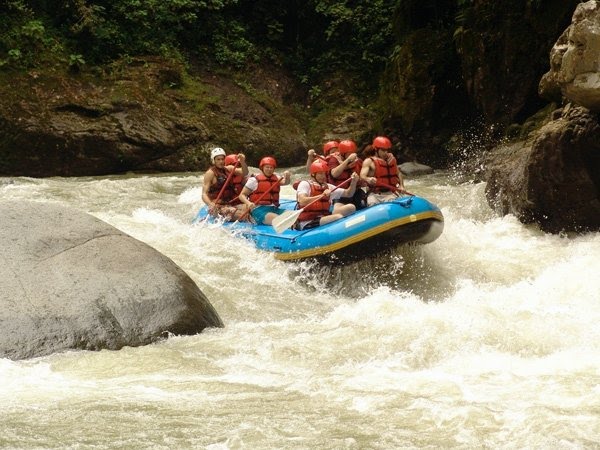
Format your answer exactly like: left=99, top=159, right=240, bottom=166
left=1, top=170, right=599, bottom=449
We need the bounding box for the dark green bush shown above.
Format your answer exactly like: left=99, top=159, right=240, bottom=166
left=1, top=0, right=399, bottom=98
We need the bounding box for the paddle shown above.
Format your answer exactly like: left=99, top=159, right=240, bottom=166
left=212, top=159, right=240, bottom=207
left=272, top=177, right=352, bottom=234
left=238, top=176, right=285, bottom=222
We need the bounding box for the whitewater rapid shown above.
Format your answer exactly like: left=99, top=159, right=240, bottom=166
left=1, top=171, right=598, bottom=449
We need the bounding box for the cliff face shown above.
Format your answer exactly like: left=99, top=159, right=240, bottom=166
left=378, top=0, right=579, bottom=165
left=0, top=0, right=591, bottom=190
left=540, top=0, right=600, bottom=112
left=484, top=1, right=600, bottom=233
left=0, top=58, right=310, bottom=177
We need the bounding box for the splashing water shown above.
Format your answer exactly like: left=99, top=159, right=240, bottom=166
left=1, top=171, right=599, bottom=449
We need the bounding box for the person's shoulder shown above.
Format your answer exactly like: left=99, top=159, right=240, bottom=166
left=296, top=180, right=311, bottom=191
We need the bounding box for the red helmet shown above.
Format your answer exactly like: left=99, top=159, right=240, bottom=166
left=259, top=156, right=277, bottom=169
left=323, top=140, right=339, bottom=155
left=372, top=136, right=392, bottom=149
left=224, top=154, right=237, bottom=165
left=338, top=139, right=357, bottom=155
left=310, top=160, right=329, bottom=175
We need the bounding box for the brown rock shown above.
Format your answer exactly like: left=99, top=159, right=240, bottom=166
left=0, top=58, right=309, bottom=176
left=540, top=0, right=600, bottom=111
left=485, top=106, right=600, bottom=232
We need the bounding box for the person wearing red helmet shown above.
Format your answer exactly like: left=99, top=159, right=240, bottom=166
left=360, top=136, right=406, bottom=206
left=305, top=140, right=338, bottom=172
left=224, top=154, right=237, bottom=165
left=202, top=147, right=249, bottom=221
left=239, top=156, right=291, bottom=226
left=326, top=139, right=366, bottom=210
left=294, top=159, right=359, bottom=230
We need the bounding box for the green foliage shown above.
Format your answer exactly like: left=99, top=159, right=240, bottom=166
left=309, top=0, right=396, bottom=74
left=64, top=0, right=209, bottom=62
left=212, top=20, right=258, bottom=68
left=68, top=53, right=85, bottom=72
left=1, top=0, right=398, bottom=99
left=1, top=15, right=63, bottom=68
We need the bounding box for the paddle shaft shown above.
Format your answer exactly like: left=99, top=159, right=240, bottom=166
left=297, top=177, right=352, bottom=210
left=213, top=160, right=240, bottom=205
left=271, top=177, right=353, bottom=234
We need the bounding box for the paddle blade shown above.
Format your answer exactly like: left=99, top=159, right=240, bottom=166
left=272, top=209, right=302, bottom=234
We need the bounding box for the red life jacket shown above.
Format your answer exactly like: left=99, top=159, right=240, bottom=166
left=207, top=166, right=236, bottom=204
left=297, top=180, right=331, bottom=222
left=229, top=173, right=246, bottom=205
left=372, top=157, right=399, bottom=193
left=327, top=154, right=363, bottom=185
left=249, top=173, right=280, bottom=206
left=232, top=174, right=245, bottom=194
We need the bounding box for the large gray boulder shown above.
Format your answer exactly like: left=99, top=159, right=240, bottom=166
left=0, top=200, right=223, bottom=360
left=400, top=161, right=434, bottom=177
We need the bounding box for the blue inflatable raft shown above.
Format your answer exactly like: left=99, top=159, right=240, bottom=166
left=194, top=195, right=444, bottom=262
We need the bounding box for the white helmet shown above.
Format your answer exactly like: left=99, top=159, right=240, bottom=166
left=210, top=147, right=226, bottom=161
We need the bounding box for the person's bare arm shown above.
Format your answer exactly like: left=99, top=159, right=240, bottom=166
left=237, top=153, right=248, bottom=177
left=201, top=171, right=215, bottom=206
left=397, top=168, right=405, bottom=191
left=297, top=189, right=329, bottom=207
left=239, top=185, right=255, bottom=209
left=360, top=158, right=376, bottom=186
left=341, top=172, right=359, bottom=197
left=305, top=149, right=317, bottom=172
left=331, top=153, right=357, bottom=179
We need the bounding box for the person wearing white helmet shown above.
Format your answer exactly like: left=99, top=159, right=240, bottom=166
left=202, top=146, right=249, bottom=221
left=210, top=147, right=226, bottom=160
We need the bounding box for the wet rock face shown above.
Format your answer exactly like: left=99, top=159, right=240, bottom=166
left=486, top=2, right=600, bottom=233
left=485, top=105, right=600, bottom=233
left=0, top=200, right=223, bottom=360
left=540, top=0, right=600, bottom=111
left=0, top=58, right=309, bottom=177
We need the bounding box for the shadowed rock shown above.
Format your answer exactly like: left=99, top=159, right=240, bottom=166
left=485, top=105, right=600, bottom=232
left=0, top=58, right=308, bottom=177
left=0, top=200, right=223, bottom=360
left=486, top=2, right=600, bottom=233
